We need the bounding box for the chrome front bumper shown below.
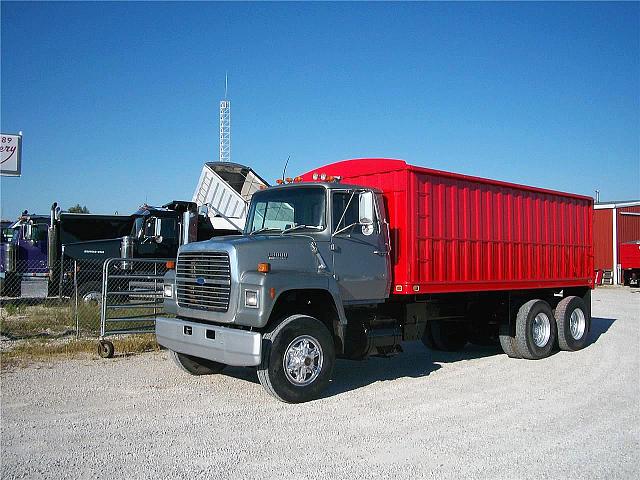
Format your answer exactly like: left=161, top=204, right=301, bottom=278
left=156, top=317, right=262, bottom=367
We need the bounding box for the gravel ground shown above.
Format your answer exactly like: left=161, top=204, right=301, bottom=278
left=1, top=287, right=638, bottom=479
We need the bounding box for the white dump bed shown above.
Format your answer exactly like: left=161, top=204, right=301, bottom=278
left=193, top=162, right=268, bottom=231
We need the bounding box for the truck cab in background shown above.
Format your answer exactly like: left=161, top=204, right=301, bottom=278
left=58, top=201, right=240, bottom=302
left=0, top=213, right=50, bottom=296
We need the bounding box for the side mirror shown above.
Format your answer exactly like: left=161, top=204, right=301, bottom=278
left=358, top=191, right=375, bottom=225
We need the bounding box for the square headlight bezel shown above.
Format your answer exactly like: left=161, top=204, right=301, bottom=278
left=244, top=289, right=259, bottom=308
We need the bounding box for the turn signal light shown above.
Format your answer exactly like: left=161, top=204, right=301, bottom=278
left=258, top=262, right=271, bottom=273
left=166, top=260, right=176, bottom=270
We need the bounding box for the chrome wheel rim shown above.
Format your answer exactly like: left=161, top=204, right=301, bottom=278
left=82, top=291, right=101, bottom=304
left=532, top=312, right=551, bottom=347
left=283, top=335, right=323, bottom=386
left=569, top=309, right=586, bottom=340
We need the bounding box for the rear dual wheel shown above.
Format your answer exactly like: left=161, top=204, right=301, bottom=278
left=499, top=299, right=556, bottom=359
left=422, top=321, right=467, bottom=351
left=514, top=300, right=556, bottom=360
left=500, top=296, right=590, bottom=359
left=554, top=296, right=590, bottom=351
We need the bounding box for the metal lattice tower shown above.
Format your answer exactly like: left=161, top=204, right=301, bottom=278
left=219, top=74, right=231, bottom=162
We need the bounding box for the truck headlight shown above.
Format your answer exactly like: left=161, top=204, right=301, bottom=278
left=163, top=284, right=174, bottom=298
left=245, top=289, right=259, bottom=308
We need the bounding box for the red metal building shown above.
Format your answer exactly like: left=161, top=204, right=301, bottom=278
left=593, top=200, right=640, bottom=284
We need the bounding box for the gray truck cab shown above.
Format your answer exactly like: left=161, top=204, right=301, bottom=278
left=157, top=181, right=392, bottom=402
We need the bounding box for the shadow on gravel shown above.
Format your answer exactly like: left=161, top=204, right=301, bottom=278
left=588, top=317, right=616, bottom=345
left=221, top=342, right=505, bottom=398
left=214, top=321, right=614, bottom=398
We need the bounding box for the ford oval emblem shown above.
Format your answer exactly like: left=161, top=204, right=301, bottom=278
left=196, top=277, right=206, bottom=285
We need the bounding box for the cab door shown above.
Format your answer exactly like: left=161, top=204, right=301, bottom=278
left=330, top=191, right=391, bottom=303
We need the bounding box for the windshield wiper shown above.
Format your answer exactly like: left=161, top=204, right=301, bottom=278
left=249, top=227, right=282, bottom=236
left=280, top=225, right=323, bottom=235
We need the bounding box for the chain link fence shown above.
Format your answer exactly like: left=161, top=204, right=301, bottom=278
left=0, top=258, right=170, bottom=346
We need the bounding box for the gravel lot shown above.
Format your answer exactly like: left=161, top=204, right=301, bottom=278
left=2, top=287, right=638, bottom=479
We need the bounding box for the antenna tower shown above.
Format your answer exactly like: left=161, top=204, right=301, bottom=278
left=219, top=73, right=231, bottom=162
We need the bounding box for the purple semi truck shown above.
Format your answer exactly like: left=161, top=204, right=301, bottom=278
left=0, top=206, right=133, bottom=298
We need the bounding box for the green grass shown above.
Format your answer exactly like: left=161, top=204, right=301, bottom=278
left=1, top=299, right=164, bottom=368
left=1, top=334, right=161, bottom=368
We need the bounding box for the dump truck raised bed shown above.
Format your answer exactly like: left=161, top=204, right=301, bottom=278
left=157, top=158, right=594, bottom=403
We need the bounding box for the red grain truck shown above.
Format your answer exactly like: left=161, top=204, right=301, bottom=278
left=159, top=158, right=594, bottom=402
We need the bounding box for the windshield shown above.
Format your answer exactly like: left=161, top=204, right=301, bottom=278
left=246, top=187, right=326, bottom=234
left=132, top=217, right=144, bottom=238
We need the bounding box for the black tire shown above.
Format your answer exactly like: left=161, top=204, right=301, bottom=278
left=468, top=330, right=499, bottom=347
left=499, top=324, right=521, bottom=358
left=514, top=299, right=556, bottom=360
left=430, top=320, right=467, bottom=351
left=421, top=321, right=435, bottom=349
left=170, top=350, right=226, bottom=375
left=75, top=281, right=103, bottom=305
left=554, top=296, right=590, bottom=351
left=257, top=314, right=335, bottom=403
left=98, top=340, right=115, bottom=358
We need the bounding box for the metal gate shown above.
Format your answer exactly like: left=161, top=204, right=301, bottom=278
left=98, top=258, right=171, bottom=358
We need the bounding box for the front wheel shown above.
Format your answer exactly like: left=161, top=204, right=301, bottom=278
left=257, top=314, right=335, bottom=403
left=74, top=281, right=103, bottom=305
left=170, top=350, right=226, bottom=375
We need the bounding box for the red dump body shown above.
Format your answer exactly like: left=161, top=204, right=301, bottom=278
left=302, top=159, right=594, bottom=295
left=620, top=242, right=640, bottom=270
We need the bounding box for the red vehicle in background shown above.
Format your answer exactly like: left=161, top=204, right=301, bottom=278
left=620, top=241, right=640, bottom=287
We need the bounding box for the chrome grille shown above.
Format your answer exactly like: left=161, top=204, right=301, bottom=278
left=176, top=251, right=231, bottom=312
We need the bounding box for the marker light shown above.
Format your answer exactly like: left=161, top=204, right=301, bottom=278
left=294, top=176, right=302, bottom=182
left=320, top=173, right=327, bottom=181
left=166, top=260, right=176, bottom=270
left=312, top=173, right=319, bottom=180
left=258, top=262, right=271, bottom=273
left=285, top=177, right=293, bottom=183
left=276, top=179, right=284, bottom=185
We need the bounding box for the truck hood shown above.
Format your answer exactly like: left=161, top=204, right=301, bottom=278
left=179, top=234, right=325, bottom=275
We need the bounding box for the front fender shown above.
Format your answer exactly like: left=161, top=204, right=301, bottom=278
left=238, top=271, right=347, bottom=328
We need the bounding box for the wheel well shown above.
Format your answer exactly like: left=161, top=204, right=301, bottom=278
left=267, top=289, right=343, bottom=352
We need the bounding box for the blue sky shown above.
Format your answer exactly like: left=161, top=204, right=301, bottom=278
left=1, top=1, right=638, bottom=218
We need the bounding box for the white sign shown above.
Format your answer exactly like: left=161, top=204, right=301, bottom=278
left=1, top=133, right=22, bottom=176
